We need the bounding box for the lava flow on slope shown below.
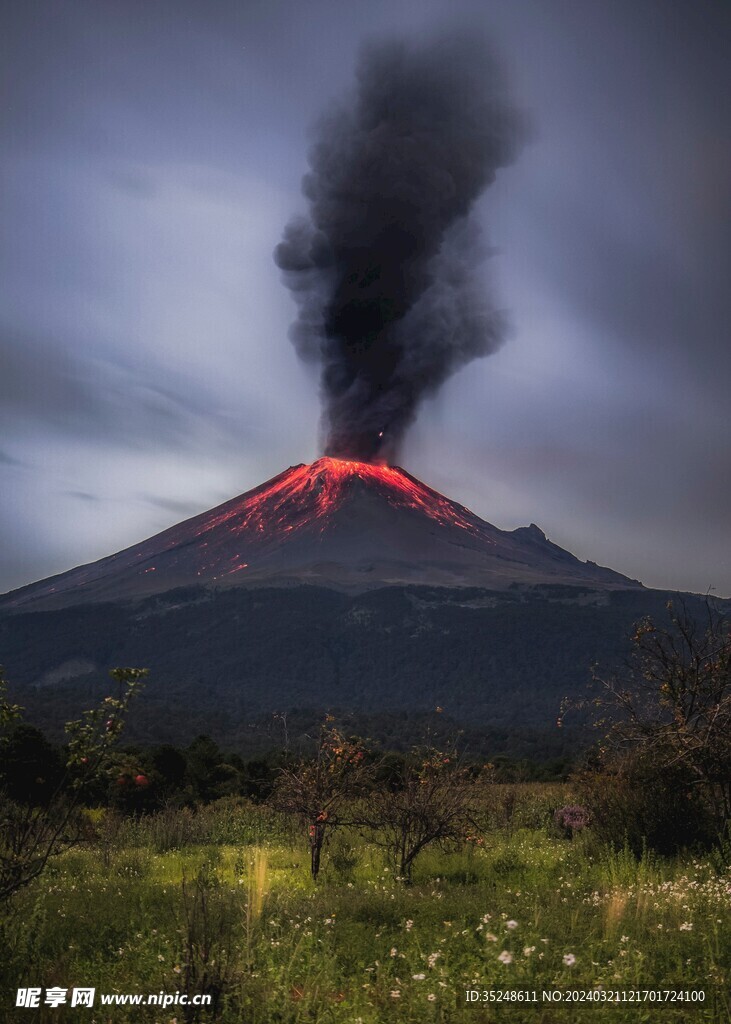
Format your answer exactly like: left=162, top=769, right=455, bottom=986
left=196, top=458, right=485, bottom=543
left=1, top=457, right=641, bottom=611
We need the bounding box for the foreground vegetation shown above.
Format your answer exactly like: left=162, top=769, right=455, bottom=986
left=2, top=602, right=728, bottom=1020
left=1, top=793, right=730, bottom=1022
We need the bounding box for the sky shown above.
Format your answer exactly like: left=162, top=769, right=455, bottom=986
left=1, top=0, right=729, bottom=597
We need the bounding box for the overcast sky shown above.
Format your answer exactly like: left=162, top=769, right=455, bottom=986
left=1, top=0, right=729, bottom=597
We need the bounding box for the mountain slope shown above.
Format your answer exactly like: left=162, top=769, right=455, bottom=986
left=1, top=458, right=641, bottom=611
left=0, top=583, right=689, bottom=753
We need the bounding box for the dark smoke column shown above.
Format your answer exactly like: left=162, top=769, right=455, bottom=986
left=275, top=33, right=524, bottom=462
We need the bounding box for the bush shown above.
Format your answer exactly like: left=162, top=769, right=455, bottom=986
left=0, top=666, right=147, bottom=903
left=568, top=601, right=730, bottom=855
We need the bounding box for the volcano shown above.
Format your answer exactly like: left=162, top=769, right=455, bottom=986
left=2, top=458, right=640, bottom=612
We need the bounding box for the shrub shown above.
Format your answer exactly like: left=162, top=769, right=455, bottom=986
left=567, top=601, right=730, bottom=854
left=0, top=666, right=147, bottom=903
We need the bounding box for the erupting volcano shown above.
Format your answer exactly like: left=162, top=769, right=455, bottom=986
left=2, top=458, right=641, bottom=612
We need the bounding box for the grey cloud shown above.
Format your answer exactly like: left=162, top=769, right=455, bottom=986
left=0, top=326, right=230, bottom=450
left=64, top=491, right=100, bottom=502
left=141, top=495, right=208, bottom=518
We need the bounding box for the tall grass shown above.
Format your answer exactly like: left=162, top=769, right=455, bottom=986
left=1, top=790, right=728, bottom=1022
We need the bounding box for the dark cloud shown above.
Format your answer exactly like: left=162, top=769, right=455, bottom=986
left=275, top=32, right=524, bottom=461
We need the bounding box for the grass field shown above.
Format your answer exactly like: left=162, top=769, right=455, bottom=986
left=2, top=787, right=729, bottom=1023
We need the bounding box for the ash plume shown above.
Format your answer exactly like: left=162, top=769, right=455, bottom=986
left=275, top=33, right=524, bottom=462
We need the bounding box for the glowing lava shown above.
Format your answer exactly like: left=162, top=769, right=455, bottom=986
left=195, top=457, right=485, bottom=544
left=2, top=455, right=641, bottom=612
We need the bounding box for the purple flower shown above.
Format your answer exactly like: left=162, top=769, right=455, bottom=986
left=554, top=805, right=591, bottom=837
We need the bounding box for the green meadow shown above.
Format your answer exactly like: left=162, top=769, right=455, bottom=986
left=2, top=789, right=729, bottom=1023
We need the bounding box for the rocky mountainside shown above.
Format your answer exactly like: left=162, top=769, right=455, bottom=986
left=1, top=458, right=641, bottom=612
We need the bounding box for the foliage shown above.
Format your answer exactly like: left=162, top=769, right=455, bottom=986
left=569, top=601, right=731, bottom=853
left=271, top=718, right=373, bottom=879
left=177, top=862, right=244, bottom=1021
left=0, top=723, right=63, bottom=805
left=359, top=745, right=489, bottom=882
left=553, top=804, right=591, bottom=838
left=1, top=792, right=729, bottom=1023
left=0, top=666, right=146, bottom=904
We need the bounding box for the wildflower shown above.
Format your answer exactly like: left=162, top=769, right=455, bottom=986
left=485, top=932, right=498, bottom=942
left=427, top=952, right=440, bottom=968
left=390, top=990, right=401, bottom=999
left=405, top=919, right=414, bottom=931
left=506, top=920, right=518, bottom=930
left=498, top=950, right=513, bottom=965
left=563, top=953, right=577, bottom=967
left=390, top=948, right=398, bottom=957
left=679, top=922, right=693, bottom=931
left=554, top=804, right=590, bottom=837
left=523, top=946, right=536, bottom=956
left=412, top=973, right=425, bottom=981
left=427, top=993, right=436, bottom=1001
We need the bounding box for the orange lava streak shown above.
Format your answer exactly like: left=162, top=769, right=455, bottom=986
left=195, top=457, right=484, bottom=543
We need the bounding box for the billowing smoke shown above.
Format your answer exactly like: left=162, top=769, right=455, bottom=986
left=275, top=33, right=524, bottom=462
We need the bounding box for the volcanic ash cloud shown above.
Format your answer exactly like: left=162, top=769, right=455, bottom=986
left=274, top=32, right=525, bottom=462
